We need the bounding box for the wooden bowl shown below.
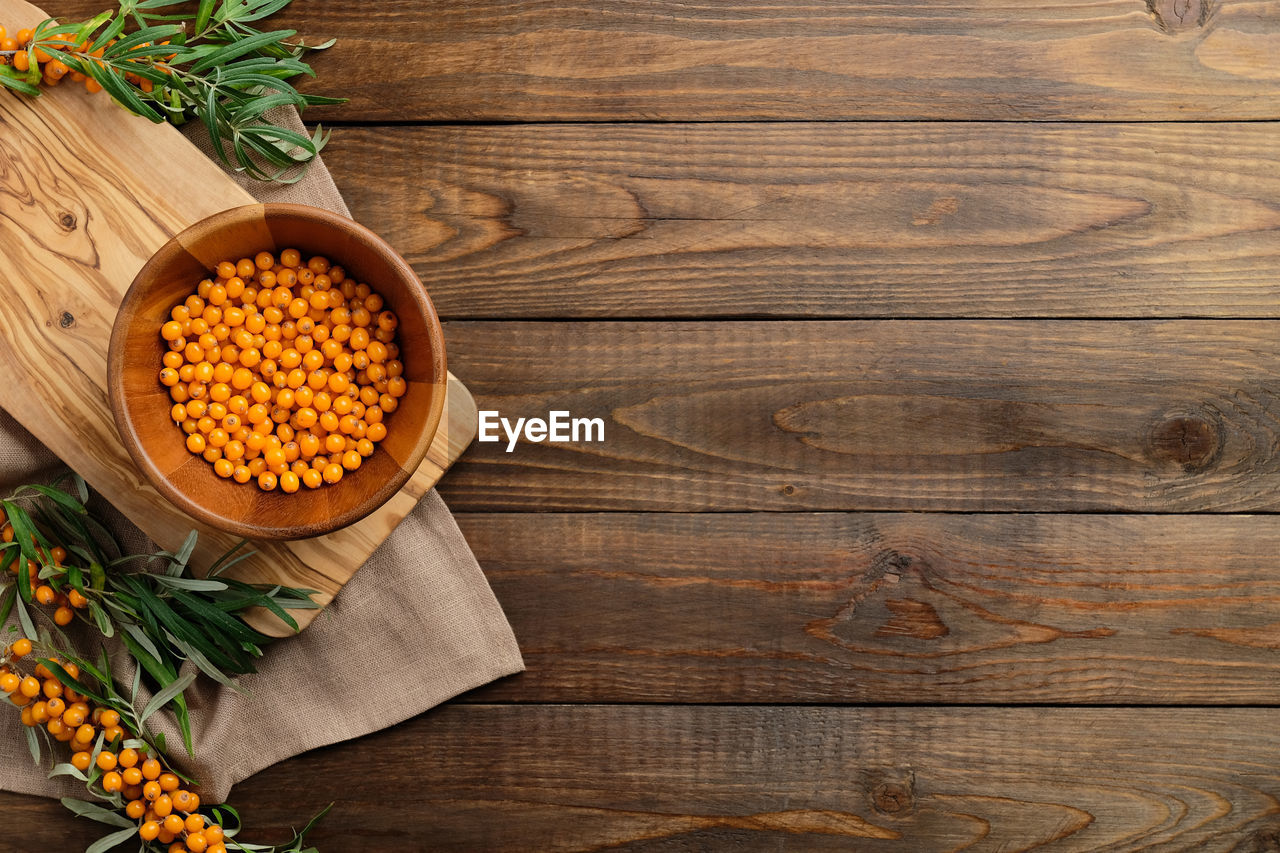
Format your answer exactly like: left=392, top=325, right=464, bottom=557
left=108, top=203, right=447, bottom=541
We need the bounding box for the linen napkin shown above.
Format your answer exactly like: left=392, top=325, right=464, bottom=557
left=0, top=111, right=523, bottom=803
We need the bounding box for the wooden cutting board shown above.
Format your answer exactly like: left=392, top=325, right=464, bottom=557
left=0, top=0, right=476, bottom=636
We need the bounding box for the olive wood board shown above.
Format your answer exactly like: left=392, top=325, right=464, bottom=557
left=0, top=0, right=477, bottom=636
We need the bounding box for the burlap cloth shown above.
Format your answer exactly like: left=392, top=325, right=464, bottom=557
left=0, top=112, right=524, bottom=804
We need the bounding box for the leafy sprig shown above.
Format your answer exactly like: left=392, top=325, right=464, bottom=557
left=0, top=473, right=318, bottom=754
left=0, top=0, right=344, bottom=182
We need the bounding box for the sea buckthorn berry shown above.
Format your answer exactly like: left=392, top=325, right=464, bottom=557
left=143, top=780, right=162, bottom=800
left=126, top=799, right=146, bottom=819
left=44, top=697, right=64, bottom=717
left=102, top=771, right=123, bottom=792
left=34, top=585, right=56, bottom=605
left=140, top=820, right=161, bottom=841
left=122, top=766, right=143, bottom=786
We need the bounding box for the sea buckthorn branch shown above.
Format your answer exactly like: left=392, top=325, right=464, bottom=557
left=0, top=0, right=344, bottom=183
left=0, top=475, right=319, bottom=754
left=2, top=635, right=329, bottom=852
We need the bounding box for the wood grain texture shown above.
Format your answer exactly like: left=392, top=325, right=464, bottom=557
left=457, top=512, right=1280, bottom=703
left=0, top=0, right=477, bottom=635
left=11, top=704, right=1280, bottom=851
left=325, top=121, right=1280, bottom=319
left=441, top=320, right=1280, bottom=513
left=47, top=0, right=1280, bottom=121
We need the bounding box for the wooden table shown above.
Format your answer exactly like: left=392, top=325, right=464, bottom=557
left=10, top=1, right=1280, bottom=849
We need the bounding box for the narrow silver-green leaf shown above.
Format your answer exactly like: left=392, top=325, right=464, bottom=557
left=138, top=669, right=198, bottom=726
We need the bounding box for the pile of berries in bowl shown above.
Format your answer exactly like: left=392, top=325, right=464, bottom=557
left=109, top=204, right=447, bottom=541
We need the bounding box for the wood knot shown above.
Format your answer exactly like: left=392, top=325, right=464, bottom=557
left=780, top=484, right=796, bottom=496
left=1148, top=413, right=1220, bottom=473
left=1245, top=826, right=1280, bottom=852
left=58, top=212, right=76, bottom=231
left=1147, top=0, right=1211, bottom=32
left=59, top=311, right=74, bottom=329
left=872, top=782, right=913, bottom=815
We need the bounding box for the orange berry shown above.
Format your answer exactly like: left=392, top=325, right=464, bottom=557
left=71, top=751, right=92, bottom=771
left=19, top=676, right=39, bottom=698
left=126, top=799, right=146, bottom=819
left=141, top=758, right=162, bottom=780
left=54, top=606, right=74, bottom=626
left=139, top=821, right=160, bottom=841
left=143, top=780, right=162, bottom=801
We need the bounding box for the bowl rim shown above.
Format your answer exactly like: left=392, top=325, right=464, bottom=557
left=107, top=202, right=448, bottom=541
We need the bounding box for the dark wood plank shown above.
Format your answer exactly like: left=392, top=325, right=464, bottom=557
left=440, top=320, right=1280, bottom=513
left=326, top=122, right=1280, bottom=319
left=458, top=512, right=1280, bottom=704
left=11, top=705, right=1280, bottom=851
left=48, top=0, right=1280, bottom=121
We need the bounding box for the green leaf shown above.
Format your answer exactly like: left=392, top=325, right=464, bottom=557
left=195, top=0, right=216, bottom=32
left=153, top=576, right=229, bottom=592
left=61, top=797, right=136, bottom=829
left=24, top=725, right=39, bottom=764
left=190, top=28, right=296, bottom=73
left=87, top=61, right=163, bottom=123
left=86, top=826, right=141, bottom=853
left=169, top=634, right=238, bottom=688
left=3, top=500, right=45, bottom=573
left=14, top=597, right=37, bottom=644
left=171, top=529, right=198, bottom=574
left=88, top=601, right=114, bottom=638
left=0, top=584, right=15, bottom=626
left=24, top=485, right=87, bottom=515
left=88, top=13, right=127, bottom=52
left=49, top=762, right=88, bottom=782
left=72, top=474, right=89, bottom=504
left=138, top=669, right=198, bottom=726
left=0, top=69, right=43, bottom=97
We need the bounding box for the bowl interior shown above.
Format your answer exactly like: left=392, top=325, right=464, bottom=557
left=110, top=204, right=446, bottom=541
